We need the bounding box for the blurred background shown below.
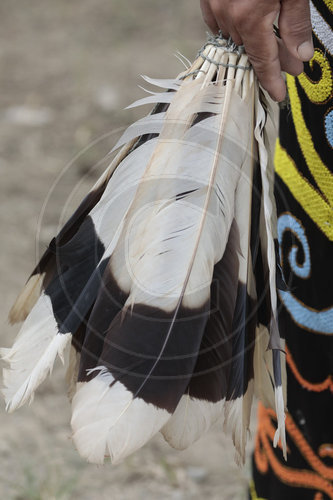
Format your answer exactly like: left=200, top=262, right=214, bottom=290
left=0, top=1, right=254, bottom=498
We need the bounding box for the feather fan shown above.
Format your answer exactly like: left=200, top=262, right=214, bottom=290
left=1, top=35, right=287, bottom=465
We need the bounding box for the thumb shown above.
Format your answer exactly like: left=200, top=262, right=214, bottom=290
left=200, top=0, right=219, bottom=34
left=279, top=0, right=314, bottom=61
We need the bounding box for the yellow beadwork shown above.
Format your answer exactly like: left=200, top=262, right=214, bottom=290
left=275, top=140, right=333, bottom=241
left=323, top=0, right=333, bottom=13
left=249, top=480, right=267, bottom=500
left=297, top=50, right=333, bottom=103
left=286, top=74, right=333, bottom=207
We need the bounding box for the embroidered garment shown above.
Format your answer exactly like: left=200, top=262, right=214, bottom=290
left=251, top=1, right=333, bottom=499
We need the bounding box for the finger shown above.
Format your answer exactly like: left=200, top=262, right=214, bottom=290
left=200, top=0, right=219, bottom=33
left=226, top=25, right=243, bottom=46
left=240, top=20, right=286, bottom=101
left=277, top=37, right=304, bottom=76
left=279, top=0, right=314, bottom=61
left=209, top=1, right=243, bottom=44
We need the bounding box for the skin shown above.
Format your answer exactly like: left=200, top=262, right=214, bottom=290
left=200, top=0, right=314, bottom=101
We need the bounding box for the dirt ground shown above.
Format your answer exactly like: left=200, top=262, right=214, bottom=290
left=0, top=1, right=255, bottom=498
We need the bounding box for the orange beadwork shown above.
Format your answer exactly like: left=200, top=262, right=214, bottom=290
left=255, top=403, right=333, bottom=499
left=319, top=445, right=333, bottom=459
left=286, top=345, right=333, bottom=393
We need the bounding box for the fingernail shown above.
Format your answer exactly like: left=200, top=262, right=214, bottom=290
left=297, top=41, right=314, bottom=61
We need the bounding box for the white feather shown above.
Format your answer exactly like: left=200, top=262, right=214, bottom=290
left=161, top=395, right=225, bottom=450
left=140, top=75, right=182, bottom=90
left=253, top=325, right=287, bottom=437
left=273, top=384, right=287, bottom=460
left=2, top=36, right=286, bottom=466
left=253, top=325, right=275, bottom=410
left=66, top=345, right=81, bottom=401
left=254, top=87, right=279, bottom=329
left=112, top=112, right=167, bottom=151
left=253, top=87, right=287, bottom=458
left=1, top=293, right=71, bottom=411
left=223, top=379, right=254, bottom=465
left=1, top=137, right=161, bottom=411
left=125, top=93, right=174, bottom=110
left=71, top=368, right=170, bottom=464
left=7, top=131, right=141, bottom=327
left=8, top=273, right=45, bottom=324
left=112, top=78, right=255, bottom=312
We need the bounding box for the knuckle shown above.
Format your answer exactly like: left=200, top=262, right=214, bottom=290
left=210, top=0, right=225, bottom=16
left=232, top=9, right=250, bottom=29
left=280, top=18, right=312, bottom=38
left=247, top=51, right=279, bottom=74
left=231, top=4, right=278, bottom=30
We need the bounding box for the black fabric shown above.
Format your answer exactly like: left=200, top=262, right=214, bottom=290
left=251, top=2, right=333, bottom=498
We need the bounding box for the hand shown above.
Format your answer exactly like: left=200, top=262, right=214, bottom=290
left=200, top=0, right=313, bottom=101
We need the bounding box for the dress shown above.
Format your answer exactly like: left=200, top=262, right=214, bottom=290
left=251, top=1, right=333, bottom=498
